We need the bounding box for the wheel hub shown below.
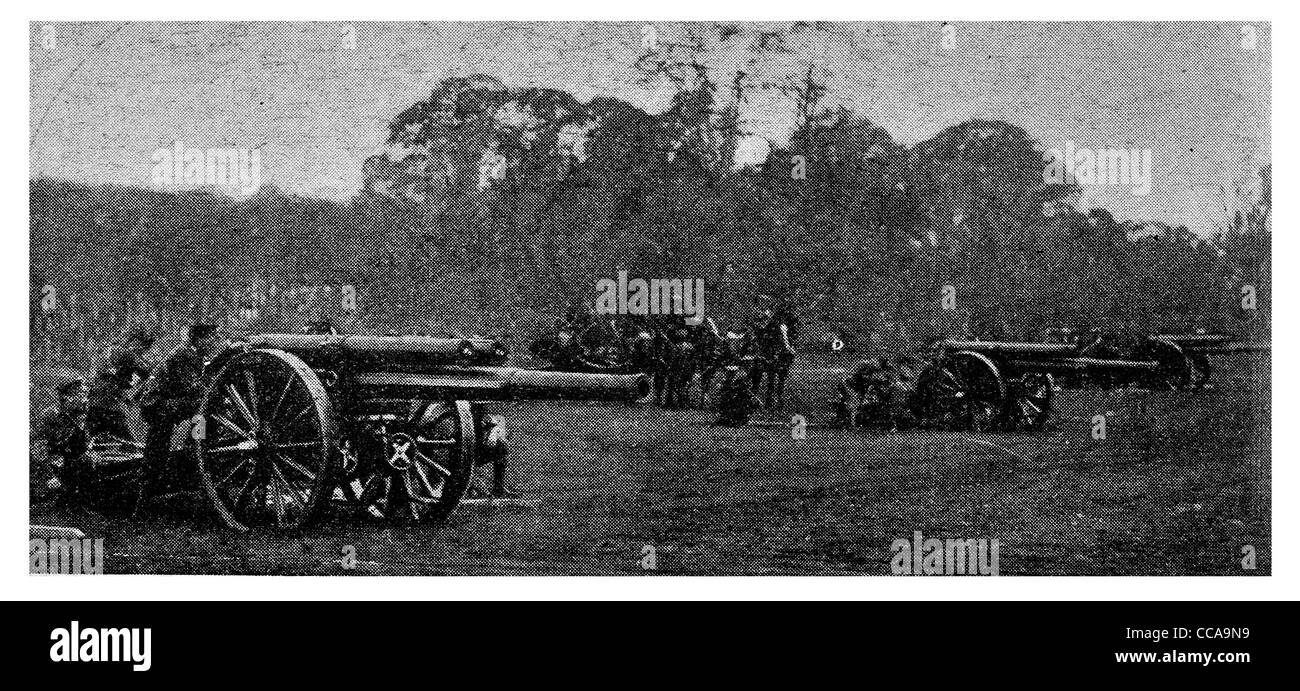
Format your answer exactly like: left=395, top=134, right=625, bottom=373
left=387, top=432, right=415, bottom=471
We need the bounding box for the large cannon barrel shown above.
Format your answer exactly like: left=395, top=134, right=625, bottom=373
left=347, top=367, right=651, bottom=403
left=1159, top=340, right=1271, bottom=355
left=1151, top=333, right=1270, bottom=354
left=245, top=333, right=509, bottom=368
left=1152, top=333, right=1236, bottom=346
left=930, top=339, right=1079, bottom=356
left=1006, top=357, right=1159, bottom=374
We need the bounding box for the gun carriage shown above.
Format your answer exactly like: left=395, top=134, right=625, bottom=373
left=911, top=336, right=1193, bottom=432
left=104, top=333, right=648, bottom=532
left=1149, top=333, right=1272, bottom=389
left=841, top=333, right=1267, bottom=433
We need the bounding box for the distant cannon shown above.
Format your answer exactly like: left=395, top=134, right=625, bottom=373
left=120, top=333, right=648, bottom=532
left=835, top=333, right=1268, bottom=433
left=1150, top=333, right=1272, bottom=389
left=909, top=336, right=1192, bottom=432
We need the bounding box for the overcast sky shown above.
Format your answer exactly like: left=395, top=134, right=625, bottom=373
left=30, top=21, right=1269, bottom=235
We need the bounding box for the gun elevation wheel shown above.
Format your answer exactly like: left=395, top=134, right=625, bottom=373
left=195, top=348, right=336, bottom=532
left=344, top=400, right=478, bottom=524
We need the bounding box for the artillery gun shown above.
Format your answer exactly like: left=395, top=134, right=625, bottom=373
left=529, top=320, right=656, bottom=374
left=111, top=333, right=648, bottom=531
left=1149, top=333, right=1272, bottom=389
left=837, top=333, right=1268, bottom=433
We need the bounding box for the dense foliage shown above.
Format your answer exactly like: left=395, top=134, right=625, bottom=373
left=31, top=73, right=1269, bottom=370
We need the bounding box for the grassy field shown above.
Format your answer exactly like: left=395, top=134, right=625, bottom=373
left=30, top=351, right=1270, bottom=575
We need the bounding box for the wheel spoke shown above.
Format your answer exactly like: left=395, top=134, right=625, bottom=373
left=408, top=464, right=439, bottom=503
left=270, top=374, right=295, bottom=422
left=273, top=441, right=321, bottom=449
left=214, top=456, right=255, bottom=488
left=212, top=413, right=253, bottom=441
left=414, top=450, right=452, bottom=477
left=269, top=467, right=287, bottom=525
left=209, top=440, right=258, bottom=454
left=358, top=474, right=388, bottom=507
left=243, top=369, right=260, bottom=425
left=276, top=453, right=318, bottom=482
left=281, top=404, right=312, bottom=429
left=415, top=436, right=456, bottom=447
left=231, top=470, right=259, bottom=515
left=270, top=460, right=309, bottom=508
left=226, top=383, right=258, bottom=429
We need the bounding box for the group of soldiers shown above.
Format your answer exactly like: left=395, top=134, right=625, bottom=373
left=34, top=323, right=225, bottom=511
left=34, top=319, right=519, bottom=512
left=834, top=354, right=930, bottom=431
left=541, top=297, right=799, bottom=426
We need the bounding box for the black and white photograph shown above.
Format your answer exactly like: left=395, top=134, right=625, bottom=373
left=28, top=19, right=1270, bottom=577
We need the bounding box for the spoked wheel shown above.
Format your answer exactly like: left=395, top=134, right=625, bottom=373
left=922, top=351, right=1007, bottom=432
left=1002, top=372, right=1055, bottom=432
left=344, top=400, right=478, bottom=524
left=195, top=348, right=336, bottom=532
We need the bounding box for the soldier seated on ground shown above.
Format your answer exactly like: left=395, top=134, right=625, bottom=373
left=837, top=357, right=919, bottom=431
left=836, top=357, right=885, bottom=426
left=714, top=363, right=759, bottom=427
left=32, top=378, right=91, bottom=504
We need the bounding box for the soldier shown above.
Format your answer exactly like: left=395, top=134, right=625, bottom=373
left=659, top=310, right=700, bottom=408
left=694, top=317, right=729, bottom=405
left=837, top=356, right=920, bottom=430
left=620, top=314, right=660, bottom=378
left=466, top=412, right=519, bottom=499
left=836, top=357, right=885, bottom=426
left=714, top=363, right=759, bottom=426
left=33, top=378, right=91, bottom=503
left=749, top=301, right=797, bottom=409
left=133, top=323, right=225, bottom=514
left=87, top=328, right=154, bottom=442
left=561, top=301, right=603, bottom=350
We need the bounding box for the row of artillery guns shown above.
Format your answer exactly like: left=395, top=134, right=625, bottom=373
left=94, top=332, right=650, bottom=532
left=835, top=332, right=1269, bottom=433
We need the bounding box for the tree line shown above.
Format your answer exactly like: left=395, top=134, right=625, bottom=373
left=31, top=66, right=1269, bottom=370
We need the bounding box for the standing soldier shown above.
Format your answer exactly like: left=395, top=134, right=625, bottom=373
left=33, top=378, right=91, bottom=503
left=693, top=316, right=728, bottom=405
left=88, top=328, right=154, bottom=442
left=658, top=308, right=700, bottom=408
left=749, top=299, right=797, bottom=409
left=467, top=412, right=519, bottom=499
left=133, top=323, right=225, bottom=514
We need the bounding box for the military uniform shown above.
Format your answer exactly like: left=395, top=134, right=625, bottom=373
left=88, top=344, right=151, bottom=441
left=714, top=364, right=758, bottom=426
left=750, top=312, right=797, bottom=408
left=658, top=313, right=700, bottom=408
left=134, top=342, right=210, bottom=510
left=33, top=405, right=89, bottom=500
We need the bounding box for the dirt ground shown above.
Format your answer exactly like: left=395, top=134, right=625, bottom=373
left=30, top=352, right=1270, bottom=576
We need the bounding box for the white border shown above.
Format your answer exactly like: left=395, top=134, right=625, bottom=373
left=7, top=1, right=1289, bottom=601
